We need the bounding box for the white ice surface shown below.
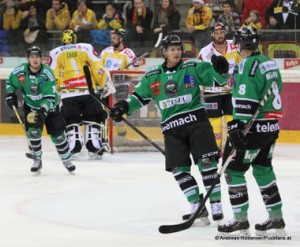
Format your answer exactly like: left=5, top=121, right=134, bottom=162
left=0, top=136, right=299, bottom=247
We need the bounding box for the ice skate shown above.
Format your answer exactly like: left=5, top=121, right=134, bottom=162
left=218, top=219, right=250, bottom=236
left=210, top=201, right=224, bottom=221
left=63, top=160, right=76, bottom=174
left=182, top=195, right=210, bottom=225
left=255, top=218, right=286, bottom=237
left=88, top=149, right=104, bottom=160
left=31, top=158, right=42, bottom=175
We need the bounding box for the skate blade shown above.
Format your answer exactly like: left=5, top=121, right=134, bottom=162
left=217, top=229, right=251, bottom=237
left=88, top=153, right=103, bottom=160
left=193, top=217, right=211, bottom=226
left=31, top=170, right=42, bottom=176
left=255, top=228, right=287, bottom=237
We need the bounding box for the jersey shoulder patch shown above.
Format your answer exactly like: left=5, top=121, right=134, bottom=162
left=145, top=65, right=161, bottom=78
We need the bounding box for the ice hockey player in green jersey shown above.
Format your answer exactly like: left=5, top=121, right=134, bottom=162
left=218, top=26, right=286, bottom=237
left=5, top=46, right=76, bottom=175
left=110, top=35, right=230, bottom=224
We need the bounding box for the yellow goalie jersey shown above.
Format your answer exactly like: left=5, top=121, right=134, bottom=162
left=198, top=40, right=242, bottom=93
left=49, top=43, right=108, bottom=99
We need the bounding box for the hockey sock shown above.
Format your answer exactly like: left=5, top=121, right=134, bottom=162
left=172, top=166, right=200, bottom=204
left=27, top=127, right=42, bottom=158
left=253, top=164, right=283, bottom=219
left=209, top=117, right=223, bottom=148
left=225, top=169, right=249, bottom=221
left=197, top=157, right=221, bottom=202
left=50, top=131, right=72, bottom=161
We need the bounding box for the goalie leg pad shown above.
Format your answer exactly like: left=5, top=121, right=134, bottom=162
left=84, top=121, right=103, bottom=154
left=67, top=124, right=83, bottom=154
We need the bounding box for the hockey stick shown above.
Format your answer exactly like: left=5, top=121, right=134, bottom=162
left=158, top=81, right=277, bottom=234
left=12, top=105, right=37, bottom=160
left=121, top=32, right=163, bottom=70
left=83, top=65, right=165, bottom=155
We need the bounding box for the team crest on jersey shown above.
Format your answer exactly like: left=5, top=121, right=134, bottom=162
left=164, top=80, right=178, bottom=97
left=30, top=83, right=39, bottom=94
left=183, top=75, right=195, bottom=89
left=150, top=81, right=161, bottom=96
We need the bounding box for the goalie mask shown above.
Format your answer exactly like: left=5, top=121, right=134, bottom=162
left=26, top=46, right=42, bottom=57
left=160, top=35, right=184, bottom=57
left=61, top=29, right=77, bottom=45
left=233, top=26, right=260, bottom=50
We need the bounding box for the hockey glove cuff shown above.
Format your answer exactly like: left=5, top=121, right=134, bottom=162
left=211, top=54, right=229, bottom=75
left=109, top=100, right=129, bottom=122
left=5, top=93, right=18, bottom=110
left=227, top=120, right=248, bottom=150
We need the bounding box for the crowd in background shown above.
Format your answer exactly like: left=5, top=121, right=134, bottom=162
left=0, top=0, right=299, bottom=57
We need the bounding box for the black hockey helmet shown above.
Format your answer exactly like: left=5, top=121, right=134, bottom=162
left=61, top=29, right=77, bottom=45
left=233, top=26, right=260, bottom=50
left=160, top=35, right=184, bottom=55
left=211, top=22, right=226, bottom=38
left=26, top=46, right=42, bottom=57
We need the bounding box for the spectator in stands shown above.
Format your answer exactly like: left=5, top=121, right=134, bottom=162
left=46, top=0, right=71, bottom=31
left=126, top=0, right=153, bottom=47
left=186, top=0, right=212, bottom=50
left=96, top=1, right=124, bottom=30
left=69, top=0, right=97, bottom=43
left=2, top=0, right=23, bottom=55
left=266, top=0, right=300, bottom=30
left=152, top=0, right=180, bottom=40
left=242, top=9, right=262, bottom=31
left=92, top=1, right=125, bottom=48
left=242, top=0, right=273, bottom=28
left=19, top=2, right=48, bottom=52
left=217, top=0, right=240, bottom=39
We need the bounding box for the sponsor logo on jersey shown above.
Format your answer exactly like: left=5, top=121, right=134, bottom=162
left=43, top=69, right=54, bottom=81
left=229, top=192, right=244, bottom=199
left=164, top=80, right=178, bottom=96
left=161, top=112, right=197, bottom=132
left=17, top=74, right=26, bottom=84
left=183, top=75, right=195, bottom=89
left=204, top=102, right=218, bottom=110
left=159, top=94, right=192, bottom=109
left=244, top=149, right=260, bottom=163
left=254, top=122, right=280, bottom=133
left=266, top=71, right=278, bottom=80
left=249, top=59, right=259, bottom=77
left=265, top=111, right=283, bottom=119
left=13, top=66, right=24, bottom=75
left=63, top=76, right=87, bottom=89
left=60, top=45, right=77, bottom=51
left=28, top=94, right=43, bottom=101
left=259, top=60, right=278, bottom=74
left=150, top=81, right=161, bottom=96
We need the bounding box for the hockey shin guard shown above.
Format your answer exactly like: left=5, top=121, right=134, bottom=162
left=27, top=127, right=42, bottom=158
left=172, top=166, right=200, bottom=204
left=225, top=169, right=249, bottom=221
left=197, top=157, right=221, bottom=202
left=253, top=164, right=283, bottom=219
left=50, top=131, right=72, bottom=161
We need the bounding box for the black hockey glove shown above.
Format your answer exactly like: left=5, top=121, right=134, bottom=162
left=5, top=93, right=18, bottom=110
left=34, top=107, right=48, bottom=127
left=109, top=100, right=129, bottom=122
left=227, top=119, right=248, bottom=150
left=211, top=54, right=229, bottom=75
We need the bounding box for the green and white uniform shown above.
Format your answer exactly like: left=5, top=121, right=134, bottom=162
left=6, top=63, right=72, bottom=162
left=125, top=59, right=229, bottom=204
left=223, top=52, right=284, bottom=221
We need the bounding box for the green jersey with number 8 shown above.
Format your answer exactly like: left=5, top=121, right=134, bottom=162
left=233, top=52, right=283, bottom=122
